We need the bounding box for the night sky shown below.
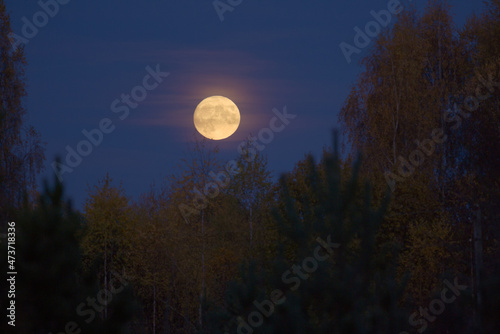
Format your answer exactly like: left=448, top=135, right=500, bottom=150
left=6, top=0, right=484, bottom=210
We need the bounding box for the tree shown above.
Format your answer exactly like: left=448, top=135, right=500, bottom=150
left=0, top=0, right=45, bottom=224
left=205, top=133, right=408, bottom=334
left=228, top=139, right=273, bottom=251
left=339, top=0, right=473, bottom=306
left=0, top=175, right=136, bottom=334
left=123, top=189, right=177, bottom=333
left=82, top=174, right=133, bottom=321
left=458, top=1, right=500, bottom=330
left=159, top=137, right=277, bottom=332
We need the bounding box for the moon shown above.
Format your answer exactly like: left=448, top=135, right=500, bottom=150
left=193, top=96, right=241, bottom=140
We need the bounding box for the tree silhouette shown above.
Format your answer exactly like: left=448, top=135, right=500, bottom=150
left=204, top=132, right=408, bottom=334
left=0, top=0, right=45, bottom=226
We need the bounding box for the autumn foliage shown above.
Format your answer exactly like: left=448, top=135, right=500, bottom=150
left=1, top=1, right=499, bottom=333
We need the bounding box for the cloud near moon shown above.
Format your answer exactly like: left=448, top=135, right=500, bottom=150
left=193, top=96, right=240, bottom=140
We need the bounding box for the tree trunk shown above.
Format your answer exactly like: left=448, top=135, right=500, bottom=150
left=104, top=231, right=108, bottom=320
left=153, top=284, right=156, bottom=334
left=200, top=210, right=205, bottom=328
left=473, top=207, right=483, bottom=332
left=249, top=206, right=253, bottom=248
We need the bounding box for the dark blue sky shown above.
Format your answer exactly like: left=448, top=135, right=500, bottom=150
left=6, top=0, right=484, bottom=210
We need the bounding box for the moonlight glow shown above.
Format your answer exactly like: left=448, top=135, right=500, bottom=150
left=193, top=96, right=240, bottom=140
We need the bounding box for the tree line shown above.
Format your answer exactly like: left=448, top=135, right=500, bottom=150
left=1, top=0, right=499, bottom=333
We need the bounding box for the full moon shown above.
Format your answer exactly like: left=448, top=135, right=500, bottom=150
left=193, top=96, right=240, bottom=140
